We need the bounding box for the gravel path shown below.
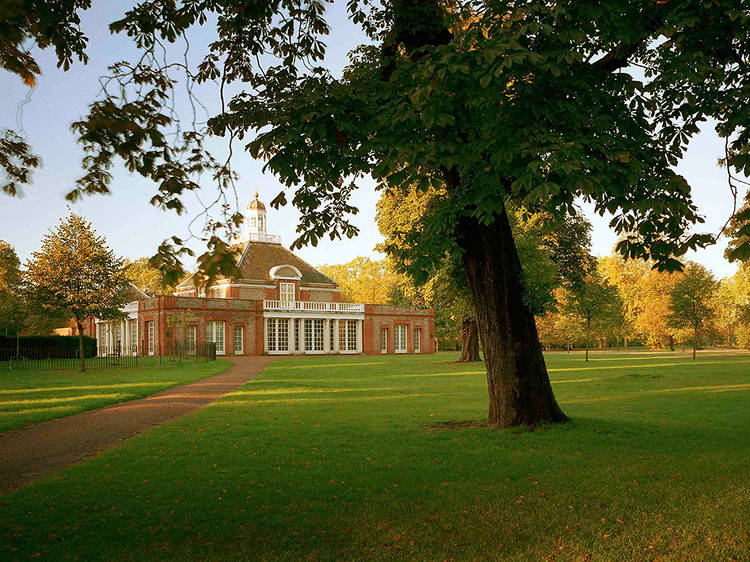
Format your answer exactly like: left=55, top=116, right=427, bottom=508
left=0, top=356, right=271, bottom=495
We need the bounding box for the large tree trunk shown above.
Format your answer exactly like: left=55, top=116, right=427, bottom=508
left=76, top=318, right=86, bottom=372
left=456, top=210, right=567, bottom=428
left=459, top=318, right=480, bottom=362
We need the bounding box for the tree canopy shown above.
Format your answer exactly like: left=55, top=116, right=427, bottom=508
left=124, top=257, right=176, bottom=296
left=1, top=1, right=748, bottom=272
left=669, top=262, right=719, bottom=359
left=3, top=0, right=750, bottom=426
left=25, top=214, right=130, bottom=370
left=318, top=257, right=404, bottom=304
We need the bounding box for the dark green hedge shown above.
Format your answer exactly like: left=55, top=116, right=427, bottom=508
left=0, top=335, right=97, bottom=360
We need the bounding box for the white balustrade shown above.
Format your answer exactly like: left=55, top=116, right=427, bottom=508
left=264, top=300, right=365, bottom=313
left=247, top=232, right=281, bottom=244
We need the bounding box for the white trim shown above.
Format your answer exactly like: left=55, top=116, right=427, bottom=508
left=205, top=321, right=225, bottom=355
left=395, top=324, right=408, bottom=354
left=263, top=311, right=364, bottom=321
left=264, top=300, right=364, bottom=313
left=269, top=264, right=303, bottom=280
left=234, top=325, right=244, bottom=355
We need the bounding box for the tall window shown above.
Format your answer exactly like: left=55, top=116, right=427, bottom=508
left=267, top=318, right=289, bottom=352
left=329, top=320, right=335, bottom=351
left=267, top=319, right=277, bottom=352
left=147, top=321, right=155, bottom=355
left=97, top=323, right=106, bottom=354
left=279, top=282, right=295, bottom=303
left=113, top=324, right=122, bottom=350
left=415, top=328, right=422, bottom=353
left=294, top=319, right=300, bottom=351
left=314, top=319, right=324, bottom=351
left=185, top=325, right=196, bottom=353
left=302, top=319, right=324, bottom=352
left=339, top=320, right=358, bottom=352
left=128, top=319, right=138, bottom=352
left=395, top=324, right=407, bottom=353
left=304, top=319, right=313, bottom=351
left=380, top=328, right=388, bottom=353
left=234, top=325, right=244, bottom=355
left=205, top=321, right=225, bottom=355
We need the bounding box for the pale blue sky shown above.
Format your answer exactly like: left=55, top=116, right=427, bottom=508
left=0, top=3, right=741, bottom=278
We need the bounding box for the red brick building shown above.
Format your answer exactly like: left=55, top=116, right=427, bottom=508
left=86, top=193, right=434, bottom=357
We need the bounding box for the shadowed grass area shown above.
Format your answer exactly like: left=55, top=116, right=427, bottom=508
left=1, top=351, right=749, bottom=560
left=0, top=360, right=232, bottom=431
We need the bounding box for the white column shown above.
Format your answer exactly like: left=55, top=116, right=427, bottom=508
left=356, top=320, right=363, bottom=353
left=123, top=320, right=129, bottom=355
left=287, top=318, right=293, bottom=353
left=323, top=319, right=330, bottom=354
left=333, top=319, right=340, bottom=353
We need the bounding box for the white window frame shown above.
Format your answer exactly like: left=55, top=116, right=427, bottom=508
left=415, top=328, right=422, bottom=353
left=279, top=282, right=296, bottom=303
left=395, top=324, right=407, bottom=354
left=313, top=319, right=324, bottom=352
left=267, top=318, right=277, bottom=352
left=147, top=321, right=155, bottom=356
left=303, top=319, right=325, bottom=353
left=234, top=325, right=244, bottom=355
left=380, top=328, right=388, bottom=353
left=338, top=320, right=359, bottom=353
left=206, top=321, right=225, bottom=355
left=185, top=325, right=197, bottom=354
left=128, top=319, right=138, bottom=352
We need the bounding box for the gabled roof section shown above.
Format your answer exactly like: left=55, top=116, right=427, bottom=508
left=174, top=241, right=338, bottom=289
left=237, top=241, right=338, bottom=287
left=125, top=283, right=150, bottom=301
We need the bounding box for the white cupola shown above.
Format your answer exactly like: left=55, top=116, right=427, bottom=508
left=240, top=189, right=267, bottom=240
left=237, top=189, right=281, bottom=243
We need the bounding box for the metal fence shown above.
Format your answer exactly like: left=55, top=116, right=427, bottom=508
left=0, top=341, right=216, bottom=372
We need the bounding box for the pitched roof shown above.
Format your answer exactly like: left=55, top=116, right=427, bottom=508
left=236, top=241, right=337, bottom=286
left=176, top=241, right=338, bottom=289
left=125, top=283, right=150, bottom=301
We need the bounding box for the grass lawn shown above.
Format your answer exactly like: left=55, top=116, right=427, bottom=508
left=0, top=359, right=232, bottom=432
left=1, top=351, right=749, bottom=560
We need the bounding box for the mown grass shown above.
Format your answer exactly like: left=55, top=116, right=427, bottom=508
left=1, top=351, right=749, bottom=560
left=0, top=359, right=232, bottom=431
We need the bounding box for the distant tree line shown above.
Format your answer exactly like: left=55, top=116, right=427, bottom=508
left=323, top=201, right=743, bottom=362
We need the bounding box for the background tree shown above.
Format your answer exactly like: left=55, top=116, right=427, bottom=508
left=318, top=257, right=403, bottom=304
left=536, top=290, right=586, bottom=351
left=669, top=263, right=719, bottom=360
left=124, top=258, right=176, bottom=296
left=0, top=240, right=26, bottom=355
left=25, top=214, right=130, bottom=371
left=564, top=271, right=623, bottom=361
left=4, top=1, right=750, bottom=426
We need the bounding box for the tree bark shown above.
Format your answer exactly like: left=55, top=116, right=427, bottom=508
left=693, top=326, right=698, bottom=360
left=458, top=318, right=480, bottom=362
left=76, top=318, right=86, bottom=372
left=456, top=210, right=567, bottom=427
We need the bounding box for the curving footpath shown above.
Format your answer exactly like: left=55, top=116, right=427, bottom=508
left=0, top=356, right=271, bottom=495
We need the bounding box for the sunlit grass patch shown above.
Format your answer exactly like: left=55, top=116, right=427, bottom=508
left=1, top=351, right=749, bottom=560
left=0, top=381, right=177, bottom=395
left=0, top=360, right=231, bottom=431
